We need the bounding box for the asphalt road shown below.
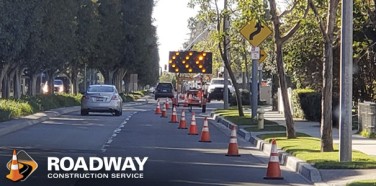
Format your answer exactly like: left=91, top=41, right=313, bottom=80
left=0, top=99, right=313, bottom=186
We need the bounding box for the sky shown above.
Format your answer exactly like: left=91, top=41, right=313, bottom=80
left=152, top=0, right=287, bottom=69
left=152, top=0, right=197, bottom=69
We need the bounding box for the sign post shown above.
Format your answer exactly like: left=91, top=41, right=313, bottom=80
left=240, top=20, right=271, bottom=119
left=251, top=46, right=260, bottom=118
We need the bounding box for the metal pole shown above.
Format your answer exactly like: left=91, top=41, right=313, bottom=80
left=84, top=64, right=87, bottom=92
left=258, top=64, right=263, bottom=103
left=339, top=0, right=353, bottom=162
left=251, top=59, right=258, bottom=118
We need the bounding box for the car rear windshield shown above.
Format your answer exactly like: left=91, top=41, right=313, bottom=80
left=87, top=86, right=114, bottom=93
left=157, top=83, right=172, bottom=90
left=54, top=80, right=63, bottom=85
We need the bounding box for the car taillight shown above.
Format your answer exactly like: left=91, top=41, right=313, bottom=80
left=111, top=95, right=118, bottom=100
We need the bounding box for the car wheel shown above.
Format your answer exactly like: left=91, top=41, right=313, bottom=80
left=114, top=110, right=122, bottom=116
left=81, top=109, right=88, bottom=116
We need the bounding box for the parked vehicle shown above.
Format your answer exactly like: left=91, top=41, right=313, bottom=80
left=207, top=78, right=235, bottom=102
left=42, top=79, right=65, bottom=94
left=154, top=82, right=175, bottom=100
left=80, top=84, right=123, bottom=116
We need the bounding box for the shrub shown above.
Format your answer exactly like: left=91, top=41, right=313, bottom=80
left=0, top=99, right=33, bottom=121
left=360, top=130, right=376, bottom=138
left=292, top=89, right=339, bottom=125
left=119, top=93, right=135, bottom=102
left=0, top=94, right=81, bottom=122
left=292, top=89, right=321, bottom=121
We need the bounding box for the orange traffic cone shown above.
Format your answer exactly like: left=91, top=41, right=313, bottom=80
left=264, top=139, right=283, bottom=180
left=169, top=106, right=179, bottom=123
left=188, top=112, right=198, bottom=135
left=178, top=110, right=187, bottom=129
left=6, top=150, right=24, bottom=182
left=199, top=117, right=211, bottom=142
left=165, top=99, right=170, bottom=109
left=160, top=103, right=167, bottom=118
left=183, top=98, right=188, bottom=107
left=155, top=102, right=162, bottom=114
left=226, top=125, right=240, bottom=156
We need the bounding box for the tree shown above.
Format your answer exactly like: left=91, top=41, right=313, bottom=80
left=308, top=0, right=340, bottom=151
left=269, top=0, right=309, bottom=138
left=188, top=0, right=245, bottom=116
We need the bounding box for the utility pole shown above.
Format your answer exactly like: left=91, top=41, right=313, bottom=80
left=339, top=0, right=353, bottom=162
left=223, top=0, right=229, bottom=109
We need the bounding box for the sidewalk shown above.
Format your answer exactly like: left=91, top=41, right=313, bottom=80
left=211, top=106, right=376, bottom=186
left=0, top=106, right=80, bottom=137
left=259, top=106, right=376, bottom=186
left=258, top=106, right=376, bottom=156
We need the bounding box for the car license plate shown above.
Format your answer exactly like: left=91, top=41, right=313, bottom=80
left=96, top=98, right=104, bottom=102
left=162, top=90, right=167, bottom=92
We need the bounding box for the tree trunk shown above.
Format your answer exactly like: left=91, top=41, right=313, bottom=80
left=218, top=0, right=244, bottom=116
left=2, top=77, right=9, bottom=98
left=0, top=63, right=11, bottom=96
left=243, top=41, right=250, bottom=90
left=13, top=66, right=21, bottom=99
left=308, top=0, right=338, bottom=152
left=114, top=68, right=127, bottom=92
left=102, top=70, right=115, bottom=85
left=30, top=73, right=38, bottom=96
left=124, top=74, right=130, bottom=93
left=276, top=43, right=296, bottom=138
left=321, top=41, right=334, bottom=151
left=46, top=71, right=55, bottom=94
left=71, top=66, right=79, bottom=94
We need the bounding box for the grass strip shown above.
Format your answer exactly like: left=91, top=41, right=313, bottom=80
left=214, top=109, right=285, bottom=131
left=258, top=133, right=376, bottom=169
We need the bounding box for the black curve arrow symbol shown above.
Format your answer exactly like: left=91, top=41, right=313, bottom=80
left=249, top=21, right=264, bottom=40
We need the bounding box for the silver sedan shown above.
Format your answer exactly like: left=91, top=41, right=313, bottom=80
left=80, top=85, right=123, bottom=116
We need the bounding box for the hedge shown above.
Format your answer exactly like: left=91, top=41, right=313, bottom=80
left=292, top=88, right=339, bottom=125
left=292, top=89, right=321, bottom=121
left=0, top=93, right=82, bottom=122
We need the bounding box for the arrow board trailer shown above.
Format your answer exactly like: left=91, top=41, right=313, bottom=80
left=168, top=51, right=213, bottom=113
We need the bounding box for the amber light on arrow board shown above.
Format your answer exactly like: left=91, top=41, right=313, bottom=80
left=168, top=51, right=213, bottom=74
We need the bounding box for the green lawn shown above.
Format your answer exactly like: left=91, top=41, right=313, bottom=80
left=258, top=133, right=376, bottom=169
left=347, top=180, right=376, bottom=186
left=214, top=109, right=285, bottom=132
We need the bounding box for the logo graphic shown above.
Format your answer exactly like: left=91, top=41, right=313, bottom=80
left=6, top=150, right=38, bottom=182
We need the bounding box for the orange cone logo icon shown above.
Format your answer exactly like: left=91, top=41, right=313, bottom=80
left=6, top=149, right=38, bottom=182
left=199, top=117, right=211, bottom=142
left=264, top=139, right=283, bottom=179
left=188, top=112, right=198, bottom=135
left=178, top=110, right=187, bottom=129
left=169, top=107, right=179, bottom=123
left=226, top=125, right=240, bottom=156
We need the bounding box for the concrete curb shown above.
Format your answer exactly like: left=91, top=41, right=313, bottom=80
left=210, top=112, right=323, bottom=184
left=0, top=106, right=80, bottom=137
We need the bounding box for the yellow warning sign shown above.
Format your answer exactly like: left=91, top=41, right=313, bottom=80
left=240, top=20, right=272, bottom=47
